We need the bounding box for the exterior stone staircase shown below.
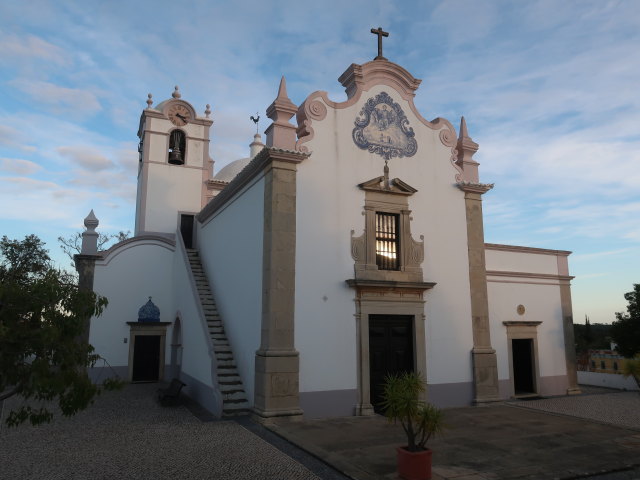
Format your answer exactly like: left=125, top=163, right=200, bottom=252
left=185, top=248, right=250, bottom=417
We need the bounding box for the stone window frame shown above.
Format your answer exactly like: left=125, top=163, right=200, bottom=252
left=503, top=321, right=542, bottom=398
left=351, top=176, right=424, bottom=283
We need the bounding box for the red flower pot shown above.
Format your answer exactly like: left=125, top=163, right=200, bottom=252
left=396, top=446, right=433, bottom=480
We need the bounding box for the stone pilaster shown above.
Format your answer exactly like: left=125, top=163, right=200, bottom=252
left=74, top=210, right=101, bottom=344
left=74, top=254, right=99, bottom=345
left=253, top=150, right=306, bottom=424
left=459, top=184, right=500, bottom=403
left=559, top=275, right=581, bottom=395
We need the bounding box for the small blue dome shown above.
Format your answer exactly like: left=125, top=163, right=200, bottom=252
left=138, top=297, right=160, bottom=322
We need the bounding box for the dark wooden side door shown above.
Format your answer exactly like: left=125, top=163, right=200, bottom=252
left=369, top=315, right=414, bottom=413
left=132, top=335, right=161, bottom=382
left=512, top=338, right=535, bottom=394
left=180, top=214, right=194, bottom=249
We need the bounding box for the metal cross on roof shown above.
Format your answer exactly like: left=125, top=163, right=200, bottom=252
left=371, top=27, right=389, bottom=60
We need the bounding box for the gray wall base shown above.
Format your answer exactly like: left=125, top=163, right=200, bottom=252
left=427, top=382, right=474, bottom=407
left=539, top=375, right=569, bottom=396
left=179, top=371, right=221, bottom=418
left=299, top=389, right=358, bottom=418
left=88, top=365, right=129, bottom=383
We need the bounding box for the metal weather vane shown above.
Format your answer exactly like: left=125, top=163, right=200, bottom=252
left=250, top=112, right=260, bottom=134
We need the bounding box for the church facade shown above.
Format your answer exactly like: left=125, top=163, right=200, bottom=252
left=76, top=50, right=580, bottom=421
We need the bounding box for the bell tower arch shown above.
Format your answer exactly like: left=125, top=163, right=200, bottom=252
left=135, top=86, right=213, bottom=236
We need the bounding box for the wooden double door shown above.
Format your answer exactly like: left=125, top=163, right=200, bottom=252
left=369, top=315, right=414, bottom=413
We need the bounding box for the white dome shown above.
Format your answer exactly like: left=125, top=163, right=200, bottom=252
left=213, top=158, right=251, bottom=183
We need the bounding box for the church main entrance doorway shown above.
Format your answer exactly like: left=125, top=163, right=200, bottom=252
left=369, top=315, right=414, bottom=413
left=512, top=338, right=535, bottom=394
left=132, top=335, right=161, bottom=382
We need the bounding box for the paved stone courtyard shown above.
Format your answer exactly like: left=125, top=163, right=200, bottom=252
left=0, top=384, right=340, bottom=480
left=2, top=384, right=640, bottom=480
left=506, top=390, right=640, bottom=431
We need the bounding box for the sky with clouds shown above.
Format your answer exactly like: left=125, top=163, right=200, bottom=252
left=1, top=0, right=638, bottom=324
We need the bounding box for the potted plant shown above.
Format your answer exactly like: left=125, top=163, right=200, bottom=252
left=381, top=371, right=444, bottom=480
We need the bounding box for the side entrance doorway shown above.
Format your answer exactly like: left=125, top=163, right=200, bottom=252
left=512, top=338, right=535, bottom=394
left=180, top=214, right=195, bottom=249
left=132, top=335, right=161, bottom=382
left=127, top=321, right=171, bottom=383
left=369, top=314, right=414, bottom=413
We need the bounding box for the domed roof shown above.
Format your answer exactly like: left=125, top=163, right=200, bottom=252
left=213, top=157, right=251, bottom=183
left=138, top=297, right=160, bottom=322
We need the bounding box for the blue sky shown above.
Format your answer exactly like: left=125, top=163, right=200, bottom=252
left=1, top=0, right=638, bottom=324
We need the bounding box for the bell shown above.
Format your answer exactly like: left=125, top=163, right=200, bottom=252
left=168, top=148, right=183, bottom=165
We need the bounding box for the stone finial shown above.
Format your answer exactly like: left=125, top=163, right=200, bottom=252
left=205, top=104, right=211, bottom=118
left=172, top=86, right=181, bottom=99
left=81, top=209, right=99, bottom=255
left=250, top=133, right=265, bottom=159
left=383, top=160, right=390, bottom=190
left=456, top=116, right=480, bottom=183
left=146, top=93, right=153, bottom=108
left=265, top=76, right=298, bottom=150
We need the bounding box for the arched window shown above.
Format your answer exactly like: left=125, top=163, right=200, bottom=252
left=168, top=129, right=186, bottom=165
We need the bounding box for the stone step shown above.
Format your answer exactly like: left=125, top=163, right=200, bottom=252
left=222, top=390, right=247, bottom=401
left=220, top=385, right=245, bottom=394
left=218, top=378, right=242, bottom=385
left=224, top=396, right=249, bottom=405
left=216, top=359, right=236, bottom=367
left=186, top=247, right=248, bottom=418
left=217, top=364, right=237, bottom=371
left=222, top=408, right=251, bottom=417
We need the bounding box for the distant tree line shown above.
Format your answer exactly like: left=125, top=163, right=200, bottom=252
left=574, top=316, right=611, bottom=355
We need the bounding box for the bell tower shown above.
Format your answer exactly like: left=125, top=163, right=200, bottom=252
left=135, top=86, right=213, bottom=236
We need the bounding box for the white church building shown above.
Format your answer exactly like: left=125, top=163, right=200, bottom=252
left=75, top=39, right=580, bottom=421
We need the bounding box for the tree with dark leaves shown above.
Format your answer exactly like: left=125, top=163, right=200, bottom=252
left=0, top=235, right=120, bottom=427
left=610, top=284, right=640, bottom=359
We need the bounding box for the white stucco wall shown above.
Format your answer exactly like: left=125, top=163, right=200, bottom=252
left=294, top=83, right=474, bottom=393
left=577, top=371, right=639, bottom=391
left=487, top=280, right=567, bottom=383
left=142, top=164, right=203, bottom=234
left=198, top=176, right=265, bottom=406
left=485, top=249, right=560, bottom=275
left=90, top=239, right=175, bottom=371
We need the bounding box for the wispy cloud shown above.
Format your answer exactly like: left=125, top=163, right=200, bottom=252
left=10, top=80, right=102, bottom=119
left=56, top=146, right=114, bottom=171
left=0, top=158, right=41, bottom=175
left=0, top=33, right=70, bottom=66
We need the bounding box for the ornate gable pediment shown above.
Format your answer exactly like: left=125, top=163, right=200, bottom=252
left=358, top=176, right=417, bottom=196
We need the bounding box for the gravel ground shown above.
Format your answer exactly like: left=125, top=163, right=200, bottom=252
left=0, top=384, right=321, bottom=480
left=507, top=390, right=640, bottom=430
